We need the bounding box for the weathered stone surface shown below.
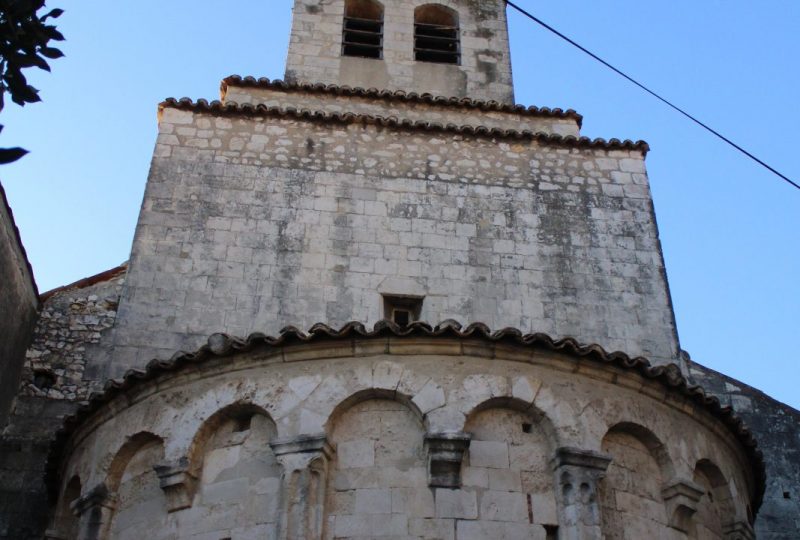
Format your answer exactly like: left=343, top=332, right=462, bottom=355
left=285, top=0, right=515, bottom=103
left=0, top=183, right=38, bottom=428
left=47, top=342, right=759, bottom=539
left=689, top=357, right=800, bottom=540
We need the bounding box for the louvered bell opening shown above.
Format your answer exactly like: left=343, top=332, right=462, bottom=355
left=414, top=22, right=460, bottom=64
left=343, top=16, right=383, bottom=59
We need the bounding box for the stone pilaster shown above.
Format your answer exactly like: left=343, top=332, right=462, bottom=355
left=424, top=431, right=471, bottom=488
left=551, top=447, right=612, bottom=540
left=270, top=434, right=333, bottom=540
left=153, top=457, right=197, bottom=512
left=71, top=483, right=117, bottom=540
left=661, top=480, right=704, bottom=532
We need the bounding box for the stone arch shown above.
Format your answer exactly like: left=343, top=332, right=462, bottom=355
left=323, top=389, right=428, bottom=538
left=106, top=431, right=164, bottom=493
left=691, top=459, right=735, bottom=539
left=598, top=422, right=673, bottom=538
left=186, top=401, right=276, bottom=478
left=324, top=387, right=426, bottom=432
left=461, top=397, right=559, bottom=534
left=51, top=474, right=81, bottom=539
left=185, top=401, right=283, bottom=536
left=107, top=432, right=167, bottom=539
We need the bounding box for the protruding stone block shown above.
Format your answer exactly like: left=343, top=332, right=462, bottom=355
left=425, top=432, right=471, bottom=488
left=153, top=457, right=197, bottom=512
left=71, top=483, right=117, bottom=540
left=661, top=480, right=704, bottom=533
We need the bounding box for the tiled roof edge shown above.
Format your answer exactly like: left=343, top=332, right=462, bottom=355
left=47, top=320, right=763, bottom=510
left=39, top=263, right=128, bottom=303
left=0, top=181, right=39, bottom=301
left=160, top=98, right=648, bottom=155
left=220, top=75, right=584, bottom=128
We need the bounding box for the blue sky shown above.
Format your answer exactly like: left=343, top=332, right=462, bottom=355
left=2, top=1, right=798, bottom=409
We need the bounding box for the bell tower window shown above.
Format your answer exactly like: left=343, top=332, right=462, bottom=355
left=414, top=4, right=460, bottom=65
left=342, top=0, right=384, bottom=59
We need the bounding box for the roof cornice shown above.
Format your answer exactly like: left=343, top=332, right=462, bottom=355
left=160, top=98, right=649, bottom=155
left=221, top=75, right=584, bottom=128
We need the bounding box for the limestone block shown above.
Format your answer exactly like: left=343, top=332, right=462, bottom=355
left=456, top=520, right=547, bottom=540
left=479, top=490, right=529, bottom=522
left=337, top=439, right=375, bottom=469
left=354, top=488, right=392, bottom=514
left=434, top=488, right=478, bottom=519
left=469, top=440, right=510, bottom=469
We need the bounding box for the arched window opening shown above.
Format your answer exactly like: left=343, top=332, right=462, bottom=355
left=414, top=5, right=460, bottom=64
left=342, top=0, right=384, bottom=59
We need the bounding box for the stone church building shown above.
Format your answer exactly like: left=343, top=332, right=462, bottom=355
left=1, top=0, right=798, bottom=539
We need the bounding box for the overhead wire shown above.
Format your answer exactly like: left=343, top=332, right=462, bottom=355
left=505, top=0, right=800, bottom=191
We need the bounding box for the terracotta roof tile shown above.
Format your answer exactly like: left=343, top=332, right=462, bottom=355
left=46, top=320, right=763, bottom=510
left=221, top=75, right=584, bottom=128
left=160, top=98, right=648, bottom=155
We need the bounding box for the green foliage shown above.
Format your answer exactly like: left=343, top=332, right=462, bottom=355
left=0, top=0, right=64, bottom=164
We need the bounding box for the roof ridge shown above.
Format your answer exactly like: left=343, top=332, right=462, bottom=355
left=220, top=75, right=584, bottom=127
left=160, top=98, right=648, bottom=154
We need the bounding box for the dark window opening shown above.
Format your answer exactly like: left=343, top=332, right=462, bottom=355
left=383, top=295, right=424, bottom=327
left=414, top=4, right=460, bottom=64
left=544, top=525, right=559, bottom=540
left=522, top=423, right=533, bottom=433
left=343, top=0, right=384, bottom=59
left=33, top=369, right=57, bottom=390
left=784, top=491, right=792, bottom=500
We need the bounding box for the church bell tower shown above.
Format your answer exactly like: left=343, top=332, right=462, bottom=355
left=285, top=0, right=515, bottom=103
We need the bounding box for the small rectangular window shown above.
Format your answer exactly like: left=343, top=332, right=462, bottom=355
left=383, top=295, right=424, bottom=326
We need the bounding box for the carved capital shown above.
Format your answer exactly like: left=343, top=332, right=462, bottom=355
left=70, top=483, right=116, bottom=517
left=154, top=457, right=197, bottom=512
left=271, top=434, right=333, bottom=471
left=270, top=434, right=332, bottom=540
left=551, top=447, right=612, bottom=538
left=425, top=432, right=471, bottom=488
left=723, top=520, right=756, bottom=540
left=71, top=483, right=117, bottom=540
left=661, top=480, right=704, bottom=532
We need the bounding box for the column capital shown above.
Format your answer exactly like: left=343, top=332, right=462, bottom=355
left=271, top=434, right=333, bottom=462
left=551, top=447, right=612, bottom=540
left=425, top=431, right=471, bottom=488
left=661, top=479, right=704, bottom=532
left=153, top=457, right=197, bottom=512
left=552, top=447, right=612, bottom=472
left=70, top=483, right=117, bottom=517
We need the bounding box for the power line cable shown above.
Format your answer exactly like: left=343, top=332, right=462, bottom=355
left=505, top=0, right=800, bottom=191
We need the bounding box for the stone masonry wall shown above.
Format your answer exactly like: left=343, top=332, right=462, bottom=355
left=286, top=0, right=515, bottom=103
left=0, top=274, right=124, bottom=540
left=54, top=342, right=758, bottom=539
left=0, top=183, right=38, bottom=430
left=107, top=104, right=679, bottom=376
left=21, top=271, right=126, bottom=401
left=688, top=356, right=800, bottom=539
